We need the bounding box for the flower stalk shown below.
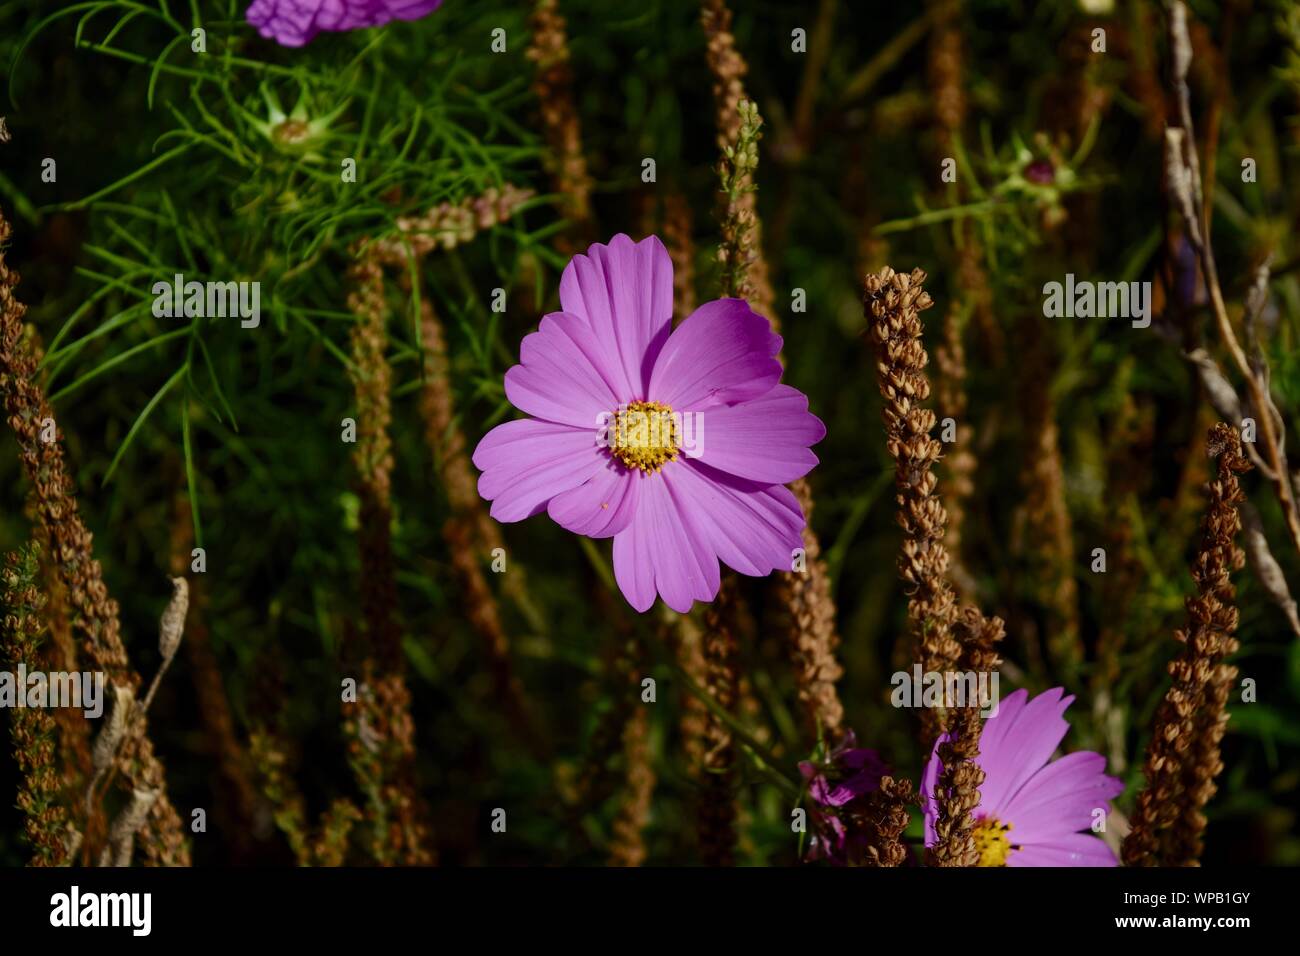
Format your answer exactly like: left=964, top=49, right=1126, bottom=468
left=343, top=246, right=433, bottom=865
left=527, top=0, right=593, bottom=242
left=1, top=207, right=189, bottom=866
left=2, top=544, right=74, bottom=866
left=1123, top=422, right=1250, bottom=867
left=866, top=266, right=960, bottom=747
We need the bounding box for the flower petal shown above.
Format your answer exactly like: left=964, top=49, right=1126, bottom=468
left=649, top=299, right=783, bottom=410
left=691, top=384, right=825, bottom=483
left=1000, top=751, right=1124, bottom=844
left=923, top=688, right=1087, bottom=847
left=976, top=687, right=1074, bottom=815
left=472, top=419, right=603, bottom=522
left=559, top=234, right=674, bottom=400
left=546, top=458, right=640, bottom=538
left=247, top=0, right=443, bottom=47
left=504, top=311, right=624, bottom=428
left=818, top=753, right=889, bottom=806
left=612, top=471, right=720, bottom=613
left=921, top=745, right=943, bottom=847
left=1008, top=832, right=1119, bottom=867
left=973, top=688, right=1028, bottom=757
left=666, top=460, right=804, bottom=576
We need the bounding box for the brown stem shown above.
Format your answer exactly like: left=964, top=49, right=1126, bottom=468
left=1166, top=3, right=1300, bottom=556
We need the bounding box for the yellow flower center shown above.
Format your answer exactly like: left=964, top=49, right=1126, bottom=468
left=609, top=401, right=679, bottom=473
left=973, top=817, right=1019, bottom=867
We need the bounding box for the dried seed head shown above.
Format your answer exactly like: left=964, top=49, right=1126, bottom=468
left=527, top=0, right=593, bottom=232
left=865, top=266, right=959, bottom=748
left=113, top=787, right=159, bottom=837
left=92, top=683, right=136, bottom=774
left=159, top=576, right=189, bottom=662
left=104, top=787, right=159, bottom=867
left=1123, top=423, right=1250, bottom=866
left=861, top=776, right=913, bottom=867
left=3, top=209, right=191, bottom=864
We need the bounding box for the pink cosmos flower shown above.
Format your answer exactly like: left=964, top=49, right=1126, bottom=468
left=246, top=0, right=443, bottom=47
left=472, top=234, right=825, bottom=613
left=921, top=687, right=1123, bottom=866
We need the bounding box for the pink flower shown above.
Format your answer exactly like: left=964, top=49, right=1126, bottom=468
left=798, top=731, right=891, bottom=865
left=472, top=234, right=825, bottom=613
left=921, top=688, right=1124, bottom=866
left=246, top=0, right=443, bottom=48
left=798, top=734, right=889, bottom=809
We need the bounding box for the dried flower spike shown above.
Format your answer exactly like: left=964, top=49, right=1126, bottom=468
left=158, top=577, right=189, bottom=663
left=1123, top=422, right=1250, bottom=866
left=527, top=0, right=593, bottom=239
left=2, top=208, right=189, bottom=865
left=100, top=788, right=159, bottom=868
left=865, top=266, right=959, bottom=746
left=344, top=247, right=433, bottom=865
left=91, top=683, right=136, bottom=778
left=2, top=544, right=72, bottom=865
left=702, top=0, right=774, bottom=318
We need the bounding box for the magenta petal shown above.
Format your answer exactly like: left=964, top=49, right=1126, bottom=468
left=611, top=508, right=656, bottom=612
left=504, top=311, right=623, bottom=428
left=472, top=419, right=603, bottom=522
left=921, top=743, right=943, bottom=847
left=667, top=461, right=804, bottom=576
left=693, top=384, right=825, bottom=483
left=807, top=776, right=834, bottom=805
left=976, top=687, right=1074, bottom=813
left=246, top=0, right=443, bottom=47
left=819, top=755, right=888, bottom=806
left=972, top=688, right=1028, bottom=758
left=558, top=234, right=673, bottom=401
left=546, top=460, right=640, bottom=538
left=1008, top=833, right=1119, bottom=867
left=649, top=299, right=782, bottom=410
left=1000, top=752, right=1124, bottom=843
left=923, top=688, right=1122, bottom=861
left=612, top=472, right=720, bottom=613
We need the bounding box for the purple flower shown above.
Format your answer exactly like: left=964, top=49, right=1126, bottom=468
left=799, top=735, right=889, bottom=808
left=1025, top=159, right=1055, bottom=185
left=246, top=0, right=443, bottom=48
left=921, top=688, right=1124, bottom=866
left=472, top=234, right=825, bottom=613
left=797, top=731, right=890, bottom=864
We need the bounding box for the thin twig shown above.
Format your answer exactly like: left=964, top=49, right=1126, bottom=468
left=1165, top=1, right=1300, bottom=555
